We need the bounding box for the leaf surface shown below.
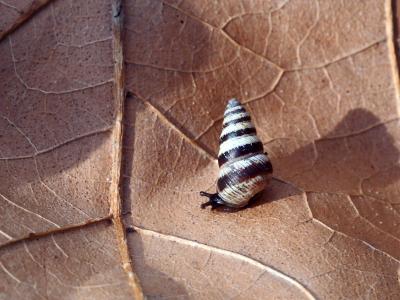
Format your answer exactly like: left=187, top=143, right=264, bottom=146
left=1, top=0, right=400, bottom=299
left=0, top=0, right=142, bottom=299
left=123, top=0, right=400, bottom=298
left=1, top=222, right=134, bottom=299
left=0, top=0, right=114, bottom=244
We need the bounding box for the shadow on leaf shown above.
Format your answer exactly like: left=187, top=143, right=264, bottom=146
left=220, top=108, right=400, bottom=212
left=125, top=230, right=189, bottom=299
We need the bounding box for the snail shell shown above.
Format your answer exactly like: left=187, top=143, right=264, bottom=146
left=200, top=98, right=273, bottom=209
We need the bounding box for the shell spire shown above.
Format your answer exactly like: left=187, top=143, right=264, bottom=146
left=200, top=98, right=273, bottom=209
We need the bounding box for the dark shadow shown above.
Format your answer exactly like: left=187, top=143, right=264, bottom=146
left=123, top=0, right=233, bottom=157
left=0, top=219, right=132, bottom=299
left=276, top=108, right=400, bottom=194
left=125, top=229, right=189, bottom=299
left=392, top=0, right=400, bottom=67
left=211, top=108, right=400, bottom=212
left=209, top=177, right=303, bottom=213
left=1, top=0, right=216, bottom=241
left=247, top=177, right=303, bottom=208
left=120, top=92, right=138, bottom=217
left=120, top=0, right=221, bottom=288
left=121, top=0, right=221, bottom=215
left=121, top=95, right=188, bottom=298
left=0, top=0, right=117, bottom=238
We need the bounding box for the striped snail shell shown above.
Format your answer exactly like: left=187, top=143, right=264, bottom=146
left=200, top=98, right=273, bottom=209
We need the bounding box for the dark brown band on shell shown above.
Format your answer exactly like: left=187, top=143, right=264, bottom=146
left=224, top=107, right=246, bottom=117
left=222, top=116, right=251, bottom=128
left=217, top=160, right=272, bottom=192
left=218, top=142, right=264, bottom=167
left=220, top=127, right=257, bottom=143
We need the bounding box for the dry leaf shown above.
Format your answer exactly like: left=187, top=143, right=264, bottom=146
left=1, top=222, right=134, bottom=299
left=123, top=0, right=400, bottom=299
left=0, top=0, right=141, bottom=299
left=1, top=0, right=400, bottom=299
left=0, top=0, right=114, bottom=243
left=0, top=1, right=50, bottom=40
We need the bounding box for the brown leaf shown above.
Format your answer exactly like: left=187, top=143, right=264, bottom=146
left=0, top=0, right=114, bottom=244
left=123, top=0, right=400, bottom=298
left=1, top=222, right=134, bottom=299
left=1, top=0, right=400, bottom=299
left=0, top=1, right=52, bottom=40
left=128, top=226, right=315, bottom=299
left=0, top=0, right=142, bottom=299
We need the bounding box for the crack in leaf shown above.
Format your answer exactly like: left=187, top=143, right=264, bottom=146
left=241, top=68, right=285, bottom=104
left=304, top=204, right=400, bottom=264
left=22, top=240, right=126, bottom=290
left=8, top=37, right=113, bottom=95
left=55, top=37, right=114, bottom=49
left=0, top=261, right=21, bottom=284
left=296, top=0, right=320, bottom=66
left=229, top=269, right=266, bottom=300
left=0, top=0, right=55, bottom=41
left=33, top=158, right=91, bottom=218
left=132, top=225, right=317, bottom=300
left=0, top=192, right=61, bottom=228
left=219, top=0, right=291, bottom=31
left=220, top=29, right=283, bottom=71
left=161, top=0, right=283, bottom=71
left=286, top=38, right=387, bottom=71
left=1, top=115, right=38, bottom=153
left=322, top=67, right=342, bottom=114
left=0, top=215, right=112, bottom=251
left=0, top=230, right=13, bottom=240
left=0, top=1, right=21, bottom=13
left=135, top=95, right=216, bottom=161
left=161, top=1, right=217, bottom=30
left=316, top=117, right=399, bottom=140
left=50, top=2, right=112, bottom=49
left=348, top=195, right=400, bottom=244
left=126, top=51, right=240, bottom=74
left=182, top=260, right=226, bottom=299
left=194, top=68, right=285, bottom=140
left=310, top=266, right=398, bottom=280
left=0, top=127, right=113, bottom=160
left=51, top=235, right=69, bottom=258
left=221, top=5, right=388, bottom=72
left=240, top=70, right=286, bottom=105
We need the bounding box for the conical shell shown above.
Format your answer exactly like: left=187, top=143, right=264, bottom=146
left=216, top=98, right=272, bottom=207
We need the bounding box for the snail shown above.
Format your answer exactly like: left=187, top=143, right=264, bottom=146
left=200, top=98, right=273, bottom=209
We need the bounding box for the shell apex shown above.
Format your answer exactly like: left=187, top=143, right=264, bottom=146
left=226, top=98, right=241, bottom=109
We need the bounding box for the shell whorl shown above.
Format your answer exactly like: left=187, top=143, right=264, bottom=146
left=218, top=99, right=263, bottom=167
left=216, top=98, right=272, bottom=207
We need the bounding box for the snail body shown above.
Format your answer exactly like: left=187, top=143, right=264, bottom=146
left=200, top=98, right=273, bottom=209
